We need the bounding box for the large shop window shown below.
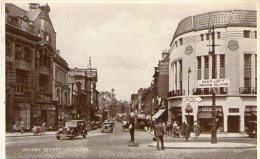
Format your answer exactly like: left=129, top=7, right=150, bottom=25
left=197, top=106, right=224, bottom=132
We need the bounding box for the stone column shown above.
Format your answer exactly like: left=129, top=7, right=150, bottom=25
left=224, top=114, right=228, bottom=133
left=251, top=54, right=255, bottom=88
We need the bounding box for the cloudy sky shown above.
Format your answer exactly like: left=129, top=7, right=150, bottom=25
left=13, top=0, right=257, bottom=101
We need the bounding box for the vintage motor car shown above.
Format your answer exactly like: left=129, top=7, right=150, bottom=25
left=56, top=120, right=88, bottom=140
left=246, top=120, right=257, bottom=138
left=101, top=121, right=113, bottom=133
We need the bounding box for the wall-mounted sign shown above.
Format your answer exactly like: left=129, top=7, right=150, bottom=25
left=227, top=40, right=239, bottom=51
left=198, top=79, right=230, bottom=88
left=185, top=45, right=193, bottom=55
left=229, top=108, right=239, bottom=113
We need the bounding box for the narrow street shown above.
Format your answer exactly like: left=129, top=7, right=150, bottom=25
left=6, top=122, right=257, bottom=159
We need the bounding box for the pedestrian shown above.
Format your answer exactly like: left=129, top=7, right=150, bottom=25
left=19, top=118, right=24, bottom=134
left=154, top=119, right=165, bottom=151
left=181, top=121, right=190, bottom=142
left=129, top=109, right=135, bottom=143
left=194, top=121, right=200, bottom=140
left=42, top=121, right=46, bottom=135
left=172, top=121, right=178, bottom=138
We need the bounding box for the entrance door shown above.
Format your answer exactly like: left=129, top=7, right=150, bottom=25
left=228, top=116, right=240, bottom=132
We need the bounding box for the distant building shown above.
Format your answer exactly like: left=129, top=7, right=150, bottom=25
left=52, top=50, right=70, bottom=126
left=68, top=58, right=98, bottom=121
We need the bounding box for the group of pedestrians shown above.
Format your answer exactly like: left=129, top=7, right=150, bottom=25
left=153, top=119, right=201, bottom=150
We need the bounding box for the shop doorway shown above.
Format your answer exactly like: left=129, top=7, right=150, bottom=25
left=228, top=116, right=240, bottom=132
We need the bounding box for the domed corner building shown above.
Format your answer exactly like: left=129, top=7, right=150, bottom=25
left=168, top=10, right=257, bottom=133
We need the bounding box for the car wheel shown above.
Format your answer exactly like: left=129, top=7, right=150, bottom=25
left=56, top=136, right=60, bottom=140
left=101, top=130, right=104, bottom=133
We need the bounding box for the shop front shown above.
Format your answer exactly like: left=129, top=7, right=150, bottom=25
left=197, top=106, right=223, bottom=133
left=33, top=95, right=57, bottom=130
left=244, top=106, right=257, bottom=131
left=169, top=107, right=182, bottom=125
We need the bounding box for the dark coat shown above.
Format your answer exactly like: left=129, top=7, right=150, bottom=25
left=129, top=117, right=135, bottom=130
left=154, top=123, right=165, bottom=137
left=181, top=122, right=190, bottom=139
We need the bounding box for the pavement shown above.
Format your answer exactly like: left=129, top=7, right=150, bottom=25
left=5, top=131, right=56, bottom=137
left=146, top=129, right=249, bottom=138
left=148, top=142, right=256, bottom=149
left=146, top=130, right=256, bottom=149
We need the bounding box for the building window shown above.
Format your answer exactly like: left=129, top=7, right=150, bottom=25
left=220, top=55, right=225, bottom=78
left=217, top=32, right=221, bottom=39
left=200, top=34, right=204, bottom=41
left=15, top=43, right=23, bottom=60
left=175, top=62, right=177, bottom=90
left=39, top=74, right=48, bottom=95
left=179, top=38, right=183, bottom=45
left=57, top=89, right=60, bottom=102
left=252, top=31, right=257, bottom=39
left=40, top=49, right=51, bottom=67
left=16, top=70, right=27, bottom=93
left=179, top=60, right=183, bottom=90
left=244, top=54, right=252, bottom=88
left=197, top=56, right=201, bottom=80
left=204, top=56, right=209, bottom=79
left=24, top=46, right=31, bottom=63
left=243, top=30, right=251, bottom=38
left=206, top=33, right=209, bottom=40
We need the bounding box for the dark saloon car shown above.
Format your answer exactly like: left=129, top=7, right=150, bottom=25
left=101, top=121, right=113, bottom=133
left=56, top=120, right=88, bottom=140
left=246, top=121, right=257, bottom=138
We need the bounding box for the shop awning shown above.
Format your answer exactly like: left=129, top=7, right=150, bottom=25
left=152, top=109, right=166, bottom=121
left=198, top=112, right=212, bottom=119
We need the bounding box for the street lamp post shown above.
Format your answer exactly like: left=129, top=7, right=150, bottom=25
left=208, top=25, right=219, bottom=144
left=186, top=67, right=192, bottom=126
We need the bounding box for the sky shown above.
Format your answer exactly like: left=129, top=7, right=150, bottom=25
left=12, top=0, right=257, bottom=101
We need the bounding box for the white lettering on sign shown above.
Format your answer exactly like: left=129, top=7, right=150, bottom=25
left=198, top=79, right=230, bottom=88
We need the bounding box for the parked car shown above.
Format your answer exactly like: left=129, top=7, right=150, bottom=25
left=101, top=121, right=113, bottom=133
left=246, top=121, right=257, bottom=138
left=56, top=120, right=88, bottom=140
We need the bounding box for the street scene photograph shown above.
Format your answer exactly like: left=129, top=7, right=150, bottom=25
left=1, top=0, right=258, bottom=159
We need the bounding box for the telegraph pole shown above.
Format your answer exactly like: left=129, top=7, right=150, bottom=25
left=208, top=25, right=218, bottom=144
